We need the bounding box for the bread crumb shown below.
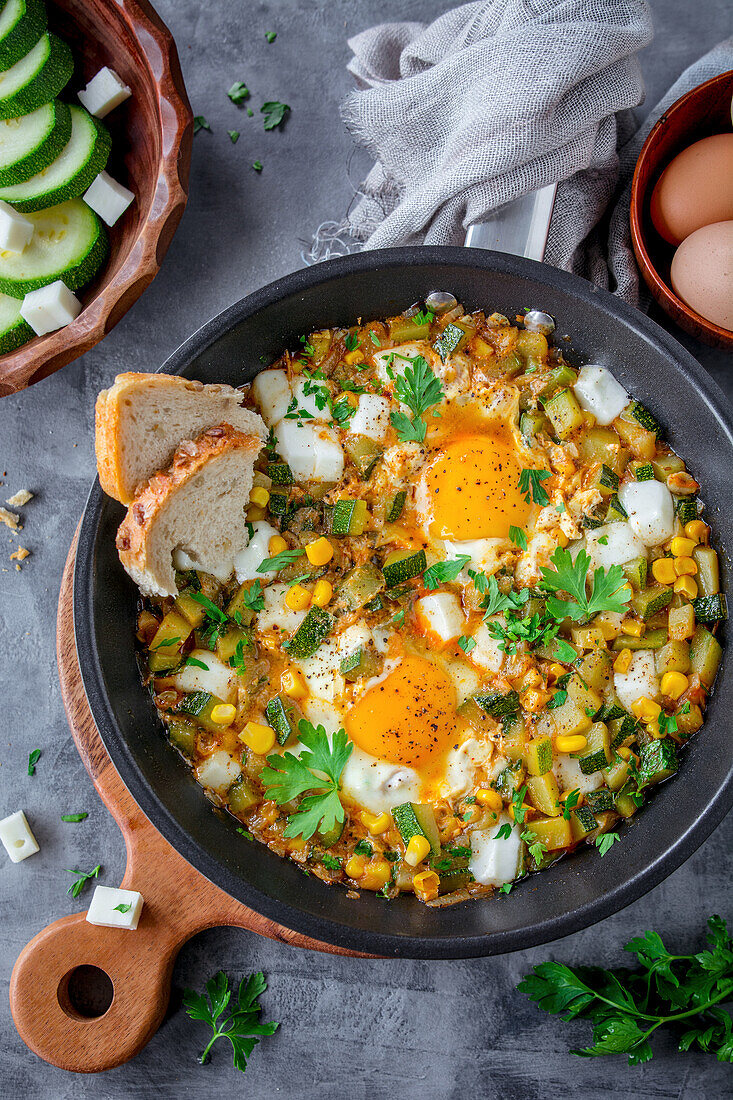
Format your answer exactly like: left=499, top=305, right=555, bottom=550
left=0, top=506, right=20, bottom=530
left=6, top=490, right=33, bottom=507
left=10, top=546, right=29, bottom=561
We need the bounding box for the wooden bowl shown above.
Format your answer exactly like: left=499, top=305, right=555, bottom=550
left=0, top=0, right=192, bottom=396
left=630, top=70, right=733, bottom=351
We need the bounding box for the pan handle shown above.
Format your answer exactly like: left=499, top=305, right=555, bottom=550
left=464, top=183, right=557, bottom=262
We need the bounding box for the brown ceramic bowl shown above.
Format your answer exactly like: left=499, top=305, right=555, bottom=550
left=630, top=70, right=733, bottom=351
left=0, top=0, right=192, bottom=397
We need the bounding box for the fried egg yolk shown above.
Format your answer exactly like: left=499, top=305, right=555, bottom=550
left=421, top=432, right=531, bottom=540
left=345, top=656, right=459, bottom=782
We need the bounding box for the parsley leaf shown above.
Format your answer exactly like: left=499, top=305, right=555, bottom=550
left=261, top=101, right=290, bottom=130
left=65, top=864, right=101, bottom=898
left=494, top=822, right=513, bottom=840
left=227, top=81, right=249, bottom=104
left=354, top=839, right=372, bottom=857
left=239, top=580, right=265, bottom=613
left=27, top=748, right=41, bottom=776
left=252, top=160, right=263, bottom=172
left=596, top=831, right=622, bottom=857
left=561, top=789, right=582, bottom=820
left=257, top=547, right=305, bottom=574
left=422, top=555, right=471, bottom=590
left=547, top=689, right=568, bottom=709
left=522, top=829, right=548, bottom=864
left=458, top=634, right=476, bottom=654
left=509, top=526, right=528, bottom=550
left=511, top=785, right=529, bottom=826
left=481, top=576, right=530, bottom=618
left=389, top=355, right=444, bottom=442
left=113, top=902, right=132, bottom=913
left=468, top=568, right=489, bottom=594
left=260, top=720, right=352, bottom=840
left=265, top=31, right=277, bottom=43
left=185, top=656, right=210, bottom=671
left=498, top=882, right=514, bottom=894
left=518, top=468, right=551, bottom=506
left=540, top=547, right=631, bottom=621
left=183, top=970, right=278, bottom=1072
left=228, top=130, right=240, bottom=143
left=61, top=812, right=88, bottom=823
left=193, top=116, right=210, bottom=134
left=389, top=409, right=427, bottom=442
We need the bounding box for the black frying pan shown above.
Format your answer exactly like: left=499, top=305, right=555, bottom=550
left=74, top=247, right=733, bottom=959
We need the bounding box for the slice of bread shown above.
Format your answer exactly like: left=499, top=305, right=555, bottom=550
left=116, top=424, right=263, bottom=597
left=96, top=372, right=268, bottom=505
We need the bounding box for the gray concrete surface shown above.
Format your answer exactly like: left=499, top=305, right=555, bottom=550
left=1, top=2, right=732, bottom=1097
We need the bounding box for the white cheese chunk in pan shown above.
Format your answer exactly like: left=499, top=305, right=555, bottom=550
left=233, top=520, right=279, bottom=583
left=162, top=650, right=237, bottom=704
left=614, top=649, right=660, bottom=711
left=83, top=171, right=134, bottom=226
left=0, top=200, right=32, bottom=252
left=618, top=480, right=675, bottom=547
left=573, top=365, right=629, bottom=425
left=251, top=369, right=291, bottom=427
left=469, top=815, right=523, bottom=887
left=414, top=591, right=465, bottom=646
left=196, top=749, right=241, bottom=793
left=553, top=754, right=604, bottom=795
left=584, top=522, right=648, bottom=570
left=275, top=419, right=344, bottom=482
left=0, top=810, right=39, bottom=862
left=291, top=376, right=332, bottom=421
left=21, top=279, right=81, bottom=335
left=78, top=66, right=131, bottom=118
left=348, top=394, right=391, bottom=440
left=257, top=581, right=307, bottom=634
left=86, top=885, right=144, bottom=930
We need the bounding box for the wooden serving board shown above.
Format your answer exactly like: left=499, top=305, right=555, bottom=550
left=10, top=530, right=369, bottom=1075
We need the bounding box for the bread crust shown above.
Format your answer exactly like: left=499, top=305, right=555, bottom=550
left=116, top=423, right=262, bottom=596
left=95, top=372, right=263, bottom=505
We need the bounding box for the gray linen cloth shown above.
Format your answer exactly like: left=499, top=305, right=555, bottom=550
left=335, top=0, right=733, bottom=305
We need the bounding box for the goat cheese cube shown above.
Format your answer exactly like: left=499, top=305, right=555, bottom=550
left=469, top=815, right=523, bottom=886
left=21, top=280, right=81, bottom=336
left=573, top=365, right=629, bottom=425
left=83, top=171, right=134, bottom=227
left=614, top=649, right=660, bottom=712
left=349, top=394, right=391, bottom=440
left=233, top=519, right=280, bottom=583
left=0, top=810, right=39, bottom=862
left=275, top=419, right=344, bottom=482
left=584, top=522, right=648, bottom=570
left=414, top=591, right=465, bottom=646
left=86, top=885, right=144, bottom=930
left=252, top=369, right=291, bottom=427
left=291, top=376, right=332, bottom=421
left=0, top=200, right=32, bottom=252
left=196, top=749, right=242, bottom=793
left=618, top=480, right=675, bottom=547
left=78, top=67, right=131, bottom=118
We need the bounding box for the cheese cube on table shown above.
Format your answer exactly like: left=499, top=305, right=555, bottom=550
left=0, top=810, right=39, bottom=862
left=83, top=171, right=134, bottom=227
left=0, top=200, right=32, bottom=252
left=21, top=280, right=81, bottom=336
left=78, top=67, right=131, bottom=118
left=86, top=885, right=144, bottom=930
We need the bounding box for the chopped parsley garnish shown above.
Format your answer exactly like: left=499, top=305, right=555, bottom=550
left=260, top=720, right=352, bottom=840
left=522, top=829, right=548, bottom=864
left=265, top=31, right=277, bottom=42
left=61, top=812, right=88, bottom=823
left=369, top=332, right=381, bottom=347
left=422, top=555, right=471, bottom=590
left=498, top=882, right=514, bottom=894
left=518, top=467, right=551, bottom=505
left=511, top=784, right=529, bottom=825
left=152, top=635, right=182, bottom=649
left=540, top=547, right=631, bottom=620
left=227, top=81, right=249, bottom=104
left=193, top=116, right=211, bottom=134
left=344, top=331, right=359, bottom=351
left=318, top=852, right=342, bottom=871
left=185, top=656, right=210, bottom=671
left=494, top=822, right=513, bottom=840
left=547, top=689, right=568, bottom=709
left=468, top=568, right=489, bottom=594
left=412, top=309, right=434, bottom=326
left=252, top=160, right=263, bottom=172
left=389, top=355, right=444, bottom=443
left=354, top=839, right=373, bottom=857
left=65, top=863, right=101, bottom=898
left=561, top=789, right=582, bottom=820
left=598, top=535, right=609, bottom=545
left=228, top=130, right=240, bottom=143
left=481, top=575, right=529, bottom=618
left=257, top=547, right=305, bottom=574
left=114, top=902, right=132, bottom=913
left=458, top=634, right=476, bottom=654
left=27, top=748, right=41, bottom=776
left=228, top=638, right=251, bottom=676
left=261, top=100, right=290, bottom=130
left=183, top=971, right=278, bottom=1072
left=596, top=831, right=621, bottom=857
left=238, top=580, right=265, bottom=613
left=509, top=525, right=527, bottom=550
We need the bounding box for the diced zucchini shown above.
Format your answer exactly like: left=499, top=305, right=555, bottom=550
left=526, top=772, right=560, bottom=817
left=501, top=712, right=527, bottom=761
left=148, top=610, right=191, bottom=672
left=629, top=401, right=661, bottom=437
left=344, top=434, right=382, bottom=479
left=520, top=410, right=548, bottom=439
left=493, top=762, right=525, bottom=798
left=589, top=463, right=619, bottom=497
left=176, top=691, right=229, bottom=733
left=516, top=329, right=550, bottom=368
left=386, top=490, right=407, bottom=522
left=524, top=736, right=552, bottom=776
left=675, top=498, right=699, bottom=525
left=655, top=640, right=690, bottom=676
left=605, top=495, right=628, bottom=523
left=340, top=562, right=384, bottom=611
left=167, top=717, right=197, bottom=756
left=474, top=689, right=520, bottom=718
left=225, top=583, right=259, bottom=626
left=340, top=645, right=381, bottom=682
left=265, top=695, right=302, bottom=745
left=284, top=607, right=332, bottom=659
left=566, top=673, right=602, bottom=715
left=675, top=702, right=703, bottom=738
left=582, top=513, right=605, bottom=530
left=602, top=754, right=631, bottom=791
left=574, top=721, right=611, bottom=774
left=692, top=547, right=720, bottom=598
left=537, top=364, right=577, bottom=403
left=316, top=819, right=344, bottom=849
left=596, top=700, right=626, bottom=723
left=228, top=775, right=261, bottom=813
left=612, top=628, right=667, bottom=651
left=633, top=462, right=655, bottom=481
left=392, top=802, right=440, bottom=856
left=382, top=548, right=426, bottom=586
left=689, top=626, right=723, bottom=687
left=652, top=453, right=685, bottom=480
left=543, top=387, right=585, bottom=439
left=622, top=557, right=648, bottom=592
left=584, top=788, right=615, bottom=813
left=575, top=651, right=612, bottom=694
left=390, top=316, right=430, bottom=344
left=668, top=603, right=695, bottom=641
left=632, top=584, right=673, bottom=622
left=614, top=784, right=639, bottom=818
left=268, top=491, right=289, bottom=517
left=615, top=414, right=656, bottom=460
left=216, top=625, right=253, bottom=664
left=267, top=461, right=293, bottom=484
left=638, top=739, right=678, bottom=785
left=433, top=322, right=465, bottom=361
left=547, top=696, right=593, bottom=738
left=529, top=816, right=573, bottom=851
left=578, top=426, right=628, bottom=475
left=327, top=499, right=368, bottom=536
left=570, top=805, right=598, bottom=841
left=174, top=589, right=207, bottom=628
left=609, top=714, right=640, bottom=749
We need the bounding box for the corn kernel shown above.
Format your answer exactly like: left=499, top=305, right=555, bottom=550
left=521, top=688, right=552, bottom=712
left=631, top=696, right=662, bottom=723
left=311, top=578, right=333, bottom=607
left=651, top=558, right=676, bottom=585
left=239, top=721, right=276, bottom=755
left=345, top=854, right=367, bottom=879
left=268, top=534, right=288, bottom=556
left=249, top=486, right=270, bottom=509
left=684, top=520, right=708, bottom=543
left=660, top=671, right=689, bottom=700
left=404, top=834, right=431, bottom=867
left=616, top=746, right=632, bottom=760
left=621, top=617, right=645, bottom=637
left=555, top=734, right=587, bottom=753
left=670, top=536, right=696, bottom=558
left=674, top=556, right=697, bottom=577
left=360, top=810, right=391, bottom=836
left=305, top=536, right=334, bottom=567
left=285, top=584, right=311, bottom=611
left=281, top=668, right=308, bottom=699
left=361, top=858, right=392, bottom=890
left=509, top=802, right=534, bottom=822
left=210, top=703, right=236, bottom=726
left=476, top=788, right=503, bottom=811
left=344, top=349, right=364, bottom=366
left=556, top=530, right=569, bottom=548
left=613, top=647, right=633, bottom=674
left=674, top=575, right=698, bottom=599
left=413, top=869, right=440, bottom=902
left=547, top=663, right=566, bottom=683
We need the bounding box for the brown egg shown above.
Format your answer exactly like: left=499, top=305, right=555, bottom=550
left=650, top=134, right=733, bottom=245
left=670, top=220, right=733, bottom=331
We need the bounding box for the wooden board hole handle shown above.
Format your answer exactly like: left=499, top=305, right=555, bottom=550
left=10, top=910, right=178, bottom=1073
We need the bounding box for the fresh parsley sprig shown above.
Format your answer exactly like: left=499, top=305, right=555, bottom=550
left=257, top=547, right=305, bottom=574
left=481, top=575, right=530, bottom=618
left=422, top=555, right=471, bottom=590
left=518, top=915, right=733, bottom=1065
left=183, top=971, right=278, bottom=1072
left=260, top=720, right=352, bottom=840
left=65, top=864, right=101, bottom=898
left=389, top=355, right=444, bottom=442
left=519, top=468, right=551, bottom=506
left=540, top=547, right=631, bottom=620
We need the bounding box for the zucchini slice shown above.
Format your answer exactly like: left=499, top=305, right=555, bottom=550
left=0, top=105, right=110, bottom=210
left=570, top=804, right=598, bottom=841
left=176, top=691, right=229, bottom=733
left=339, top=562, right=384, bottom=611
left=284, top=606, right=332, bottom=659
left=622, top=556, right=647, bottom=592
left=344, top=434, right=381, bottom=479
left=691, top=594, right=727, bottom=622
left=0, top=97, right=70, bottom=187
left=474, top=688, right=520, bottom=718
left=526, top=771, right=560, bottom=816
left=543, top=387, right=584, bottom=439
left=148, top=610, right=192, bottom=672
left=267, top=461, right=293, bottom=484
left=573, top=721, right=612, bottom=774
left=386, top=489, right=407, bottom=522
left=631, top=584, right=672, bottom=622
left=0, top=33, right=73, bottom=120
left=605, top=494, right=628, bottom=523
left=0, top=0, right=46, bottom=73
left=689, top=625, right=723, bottom=687
left=524, top=735, right=552, bottom=776
left=433, top=322, right=465, bottom=361
left=167, top=717, right=197, bottom=757
left=327, top=498, right=367, bottom=536
left=0, top=289, right=32, bottom=352
left=630, top=401, right=661, bottom=438
left=584, top=788, right=615, bottom=814
left=633, top=461, right=655, bottom=481
left=0, top=197, right=107, bottom=297
left=392, top=802, right=440, bottom=856
left=265, top=694, right=301, bottom=745
left=389, top=315, right=430, bottom=344
left=675, top=497, right=699, bottom=525
left=228, top=775, right=261, bottom=813
left=339, top=645, right=380, bottom=682
left=638, top=739, right=678, bottom=785
left=382, top=548, right=426, bottom=586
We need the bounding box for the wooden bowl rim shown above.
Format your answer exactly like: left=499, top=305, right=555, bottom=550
left=630, top=69, right=733, bottom=351
left=0, top=0, right=193, bottom=397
